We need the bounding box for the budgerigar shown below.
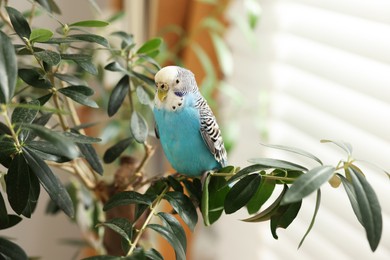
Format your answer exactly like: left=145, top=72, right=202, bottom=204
left=153, top=66, right=227, bottom=176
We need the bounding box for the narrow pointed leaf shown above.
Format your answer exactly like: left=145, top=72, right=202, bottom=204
left=26, top=140, right=72, bottom=162
left=0, top=189, right=9, bottom=224
left=62, top=85, right=94, bottom=96
left=248, top=158, right=308, bottom=171
left=338, top=174, right=363, bottom=225
left=108, top=75, right=129, bottom=117
left=242, top=184, right=288, bottom=222
left=0, top=214, right=22, bottom=229
left=29, top=28, right=53, bottom=43
left=145, top=248, right=163, bottom=260
left=18, top=68, right=52, bottom=88
left=69, top=20, right=109, bottom=28
left=104, top=61, right=127, bottom=72
left=97, top=218, right=133, bottom=242
left=21, top=169, right=40, bottom=218
left=34, top=50, right=61, bottom=66
left=103, top=191, right=154, bottom=211
left=23, top=147, right=74, bottom=218
left=148, top=224, right=186, bottom=260
left=0, top=31, right=17, bottom=103
left=281, top=165, right=335, bottom=205
left=158, top=212, right=187, bottom=253
left=6, top=7, right=31, bottom=39
left=164, top=191, right=198, bottom=231
left=136, top=38, right=162, bottom=54
left=321, top=139, right=353, bottom=156
left=247, top=177, right=275, bottom=214
left=262, top=143, right=323, bottom=165
left=76, top=59, right=98, bottom=75
left=6, top=153, right=30, bottom=214
left=103, top=137, right=133, bottom=163
left=70, top=34, right=109, bottom=47
left=34, top=0, right=61, bottom=14
left=21, top=124, right=79, bottom=159
left=54, top=73, right=87, bottom=86
left=224, top=174, right=261, bottom=214
left=77, top=143, right=103, bottom=175
left=130, top=111, right=148, bottom=143
left=298, top=189, right=321, bottom=248
left=62, top=131, right=101, bottom=143
left=59, top=87, right=98, bottom=108
left=226, top=164, right=266, bottom=186
left=0, top=237, right=28, bottom=260
left=270, top=200, right=302, bottom=239
left=11, top=99, right=40, bottom=124
left=136, top=85, right=152, bottom=106
left=349, top=168, right=382, bottom=251
left=201, top=173, right=212, bottom=226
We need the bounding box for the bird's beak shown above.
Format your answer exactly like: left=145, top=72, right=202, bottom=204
left=157, top=89, right=168, bottom=101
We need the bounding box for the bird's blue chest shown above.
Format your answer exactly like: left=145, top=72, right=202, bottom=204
left=153, top=103, right=220, bottom=176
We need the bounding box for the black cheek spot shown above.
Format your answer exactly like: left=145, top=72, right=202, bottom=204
left=178, top=103, right=182, bottom=106
left=172, top=106, right=176, bottom=110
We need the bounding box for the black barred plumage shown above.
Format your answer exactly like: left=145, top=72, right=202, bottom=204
left=195, top=93, right=228, bottom=167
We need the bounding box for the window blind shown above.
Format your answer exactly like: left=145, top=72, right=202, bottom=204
left=197, top=0, right=390, bottom=259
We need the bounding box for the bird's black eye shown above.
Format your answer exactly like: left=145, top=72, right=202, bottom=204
left=176, top=79, right=180, bottom=84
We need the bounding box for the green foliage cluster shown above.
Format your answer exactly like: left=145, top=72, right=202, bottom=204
left=0, top=1, right=387, bottom=260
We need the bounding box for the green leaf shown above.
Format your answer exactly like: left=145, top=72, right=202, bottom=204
left=338, top=174, right=363, bottom=225
left=59, top=86, right=98, bottom=108
left=164, top=191, right=198, bottom=231
left=226, top=164, right=266, bottom=186
left=0, top=31, right=17, bottom=103
left=69, top=20, right=109, bottom=28
left=18, top=68, right=52, bottom=89
left=130, top=111, right=148, bottom=143
left=132, top=71, right=155, bottom=86
left=77, top=59, right=98, bottom=75
left=34, top=50, right=61, bottom=66
left=21, top=124, right=79, bottom=159
left=0, top=237, right=28, bottom=260
left=0, top=214, right=23, bottom=229
left=157, top=212, right=187, bottom=254
left=25, top=140, right=71, bottom=162
left=108, top=75, right=130, bottom=117
left=242, top=184, right=288, bottom=222
left=6, top=7, right=31, bottom=39
left=167, top=176, right=183, bottom=192
left=247, top=177, right=275, bottom=214
left=210, top=32, right=233, bottom=76
left=270, top=200, right=302, bottom=239
left=0, top=136, right=16, bottom=158
left=321, top=139, right=353, bottom=156
left=54, top=73, right=87, bottom=86
left=349, top=167, right=382, bottom=251
left=136, top=38, right=162, bottom=54
left=70, top=34, right=109, bottom=47
left=281, top=165, right=335, bottom=205
left=21, top=168, right=41, bottom=218
left=248, top=158, right=308, bottom=171
left=12, top=99, right=40, bottom=142
left=145, top=248, right=163, bottom=260
left=0, top=192, right=9, bottom=226
left=136, top=85, right=152, bottom=106
left=62, top=131, right=101, bottom=143
left=29, top=28, right=53, bottom=43
left=298, top=189, right=321, bottom=248
left=148, top=224, right=186, bottom=260
left=207, top=175, right=230, bottom=225
left=97, top=218, right=133, bottom=242
left=6, top=154, right=30, bottom=214
left=34, top=0, right=61, bottom=14
left=23, top=147, right=74, bottom=218
left=104, top=61, right=127, bottom=72
left=183, top=179, right=202, bottom=203
left=77, top=142, right=103, bottom=175
left=103, top=191, right=154, bottom=211
left=103, top=137, right=133, bottom=164
left=261, top=143, right=323, bottom=165
left=224, top=174, right=261, bottom=214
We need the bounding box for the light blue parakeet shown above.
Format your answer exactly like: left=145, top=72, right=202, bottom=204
left=153, top=66, right=227, bottom=176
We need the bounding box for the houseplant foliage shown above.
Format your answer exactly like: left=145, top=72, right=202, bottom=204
left=0, top=1, right=387, bottom=259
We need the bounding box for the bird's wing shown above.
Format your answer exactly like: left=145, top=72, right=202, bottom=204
left=197, top=96, right=228, bottom=167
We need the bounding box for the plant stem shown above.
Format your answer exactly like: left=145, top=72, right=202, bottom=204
left=127, top=185, right=169, bottom=256
left=261, top=174, right=296, bottom=182
left=1, top=107, right=21, bottom=151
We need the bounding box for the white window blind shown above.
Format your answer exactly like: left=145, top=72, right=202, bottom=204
left=194, top=0, right=390, bottom=259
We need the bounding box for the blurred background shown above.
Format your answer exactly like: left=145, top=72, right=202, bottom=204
left=2, top=0, right=389, bottom=259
